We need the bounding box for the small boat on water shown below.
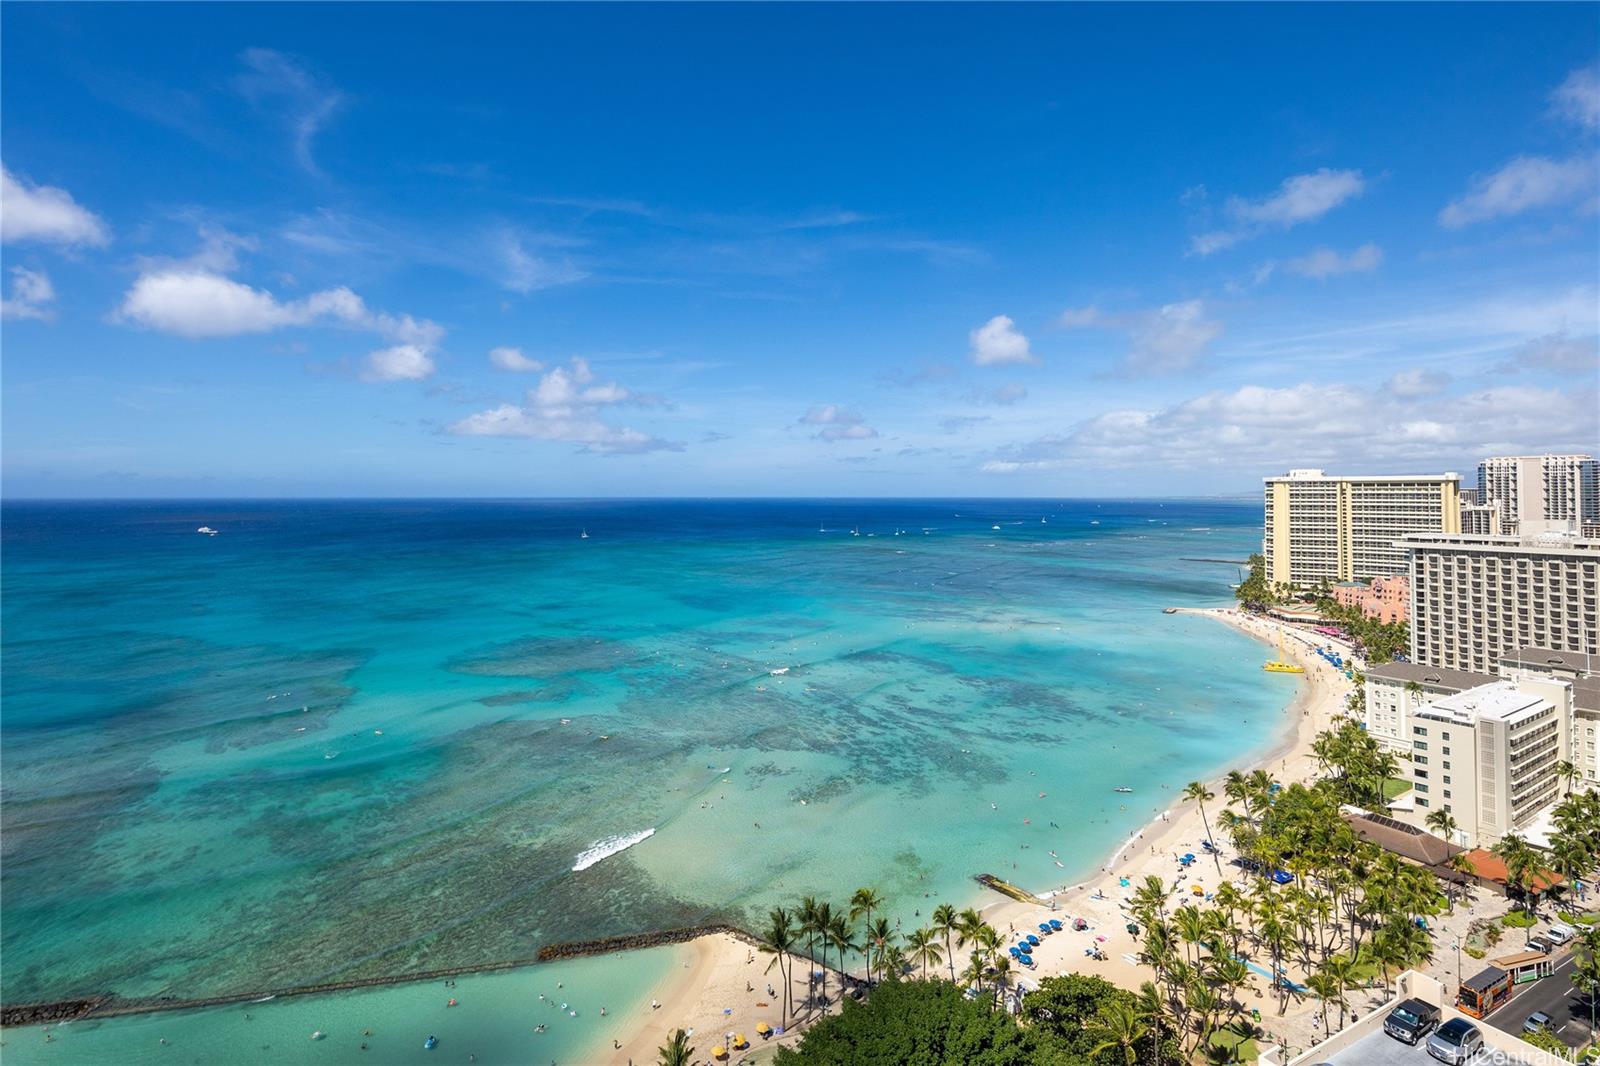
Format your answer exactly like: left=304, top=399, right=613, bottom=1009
left=1113, top=786, right=1133, bottom=794
left=580, top=529, right=589, bottom=539
left=991, top=524, right=1001, bottom=530
left=196, top=526, right=218, bottom=535
left=424, top=1035, right=438, bottom=1050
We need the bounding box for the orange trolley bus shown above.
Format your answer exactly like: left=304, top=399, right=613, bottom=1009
left=1457, top=966, right=1515, bottom=1018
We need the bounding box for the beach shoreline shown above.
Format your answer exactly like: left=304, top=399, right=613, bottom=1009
left=603, top=606, right=1354, bottom=1060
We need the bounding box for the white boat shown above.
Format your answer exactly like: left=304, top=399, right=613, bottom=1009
left=580, top=529, right=589, bottom=539
left=196, top=526, right=218, bottom=535
left=1113, top=786, right=1133, bottom=793
left=991, top=524, right=1001, bottom=531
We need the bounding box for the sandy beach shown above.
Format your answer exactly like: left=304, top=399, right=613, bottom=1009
left=606, top=608, right=1354, bottom=1061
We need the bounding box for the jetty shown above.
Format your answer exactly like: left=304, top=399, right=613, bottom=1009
left=975, top=873, right=1045, bottom=906
left=1, top=923, right=767, bottom=1029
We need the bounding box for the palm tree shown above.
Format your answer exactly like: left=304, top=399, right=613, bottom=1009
left=796, top=895, right=822, bottom=1011
left=1554, top=760, right=1580, bottom=798
left=990, top=953, right=1014, bottom=1014
left=1088, top=998, right=1148, bottom=1066
left=865, top=916, right=893, bottom=982
left=657, top=1028, right=694, bottom=1066
left=1135, top=979, right=1168, bottom=1066
left=760, top=906, right=796, bottom=1030
left=1491, top=833, right=1540, bottom=916
left=1424, top=808, right=1458, bottom=843
left=931, top=903, right=959, bottom=983
left=848, top=887, right=884, bottom=982
left=809, top=901, right=836, bottom=1003
left=1319, top=954, right=1357, bottom=1030
left=826, top=912, right=856, bottom=1005
left=1185, top=780, right=1225, bottom=877
left=906, top=926, right=943, bottom=979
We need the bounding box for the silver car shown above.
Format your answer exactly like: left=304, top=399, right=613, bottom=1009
left=1427, top=1018, right=1483, bottom=1064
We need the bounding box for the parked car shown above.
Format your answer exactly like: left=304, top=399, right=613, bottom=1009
left=1385, top=998, right=1441, bottom=1044
left=1523, top=1010, right=1555, bottom=1035
left=1427, top=1018, right=1484, bottom=1064
left=1545, top=923, right=1578, bottom=945
left=1529, top=934, right=1556, bottom=954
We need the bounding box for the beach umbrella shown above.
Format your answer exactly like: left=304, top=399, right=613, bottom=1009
left=756, top=1022, right=773, bottom=1037
left=712, top=1046, right=728, bottom=1059
left=735, top=1034, right=747, bottom=1048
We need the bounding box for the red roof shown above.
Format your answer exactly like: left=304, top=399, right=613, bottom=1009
left=1462, top=849, right=1563, bottom=891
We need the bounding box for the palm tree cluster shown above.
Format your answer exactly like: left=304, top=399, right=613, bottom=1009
left=1309, top=718, right=1400, bottom=808
left=759, top=887, right=1045, bottom=1031
left=1126, top=760, right=1449, bottom=1058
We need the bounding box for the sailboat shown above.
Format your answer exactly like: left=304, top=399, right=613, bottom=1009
left=580, top=529, right=590, bottom=540
left=1262, top=624, right=1304, bottom=673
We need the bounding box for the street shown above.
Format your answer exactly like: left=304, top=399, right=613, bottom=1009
left=1483, top=953, right=1597, bottom=1049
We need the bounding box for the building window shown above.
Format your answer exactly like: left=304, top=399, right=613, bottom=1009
left=1441, top=731, right=1451, bottom=740
left=1417, top=798, right=1430, bottom=807
left=1415, top=770, right=1428, bottom=779
left=1442, top=746, right=1451, bottom=755
left=1414, top=783, right=1429, bottom=793
left=1443, top=775, right=1451, bottom=785
left=1443, top=761, right=1451, bottom=770
left=1414, top=755, right=1428, bottom=765
left=1413, top=741, right=1428, bottom=751
left=1413, top=726, right=1428, bottom=736
left=1443, top=790, right=1452, bottom=799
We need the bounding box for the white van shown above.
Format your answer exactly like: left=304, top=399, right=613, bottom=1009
left=1544, top=922, right=1577, bottom=945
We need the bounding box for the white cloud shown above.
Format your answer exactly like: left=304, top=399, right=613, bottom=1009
left=489, top=346, right=544, bottom=372
left=980, top=380, right=1597, bottom=474
left=1386, top=367, right=1450, bottom=398
left=1551, top=65, right=1600, bottom=130
left=117, top=261, right=444, bottom=381
left=363, top=344, right=435, bottom=382
left=1190, top=168, right=1366, bottom=255
left=0, top=166, right=110, bottom=246
left=450, top=358, right=674, bottom=453
left=969, top=314, right=1036, bottom=365
left=0, top=266, right=56, bottom=320
left=1283, top=242, right=1383, bottom=279
left=1439, top=155, right=1597, bottom=228
left=234, top=48, right=343, bottom=175
left=799, top=404, right=879, bottom=441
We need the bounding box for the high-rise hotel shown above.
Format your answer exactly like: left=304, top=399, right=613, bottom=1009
left=1262, top=469, right=1461, bottom=586
left=1403, top=523, right=1599, bottom=674
left=1475, top=454, right=1600, bottom=537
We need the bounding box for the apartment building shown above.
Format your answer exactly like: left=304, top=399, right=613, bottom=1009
left=1398, top=682, right=1562, bottom=847
left=1364, top=661, right=1497, bottom=756
left=1403, top=525, right=1600, bottom=674
left=1476, top=454, right=1600, bottom=536
left=1262, top=469, right=1461, bottom=586
left=1460, top=500, right=1499, bottom=536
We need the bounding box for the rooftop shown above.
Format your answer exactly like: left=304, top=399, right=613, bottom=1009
left=1420, top=682, right=1551, bottom=726
left=1398, top=531, right=1599, bottom=554
left=1366, top=661, right=1496, bottom=692
left=1343, top=811, right=1462, bottom=867
left=1501, top=646, right=1599, bottom=676
left=1462, top=849, right=1564, bottom=891
left=1266, top=469, right=1460, bottom=483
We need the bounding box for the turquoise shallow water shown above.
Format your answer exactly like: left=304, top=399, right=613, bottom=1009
left=1, top=499, right=1295, bottom=1062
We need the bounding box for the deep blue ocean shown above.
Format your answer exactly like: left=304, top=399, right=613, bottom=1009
left=1, top=498, right=1293, bottom=1063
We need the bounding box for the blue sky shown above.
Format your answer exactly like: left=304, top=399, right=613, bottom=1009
left=2, top=4, right=1597, bottom=497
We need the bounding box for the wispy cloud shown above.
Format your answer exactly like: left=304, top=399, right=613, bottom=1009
left=1190, top=168, right=1366, bottom=255
left=1059, top=300, right=1223, bottom=374
left=450, top=357, right=676, bottom=452
left=1551, top=65, right=1600, bottom=131
left=495, top=228, right=588, bottom=293
left=1439, top=155, right=1598, bottom=228
left=1, top=266, right=56, bottom=320
left=233, top=48, right=344, bottom=176
left=969, top=314, right=1036, bottom=366
left=799, top=404, right=878, bottom=441
left=0, top=166, right=110, bottom=246
left=1282, top=242, right=1383, bottom=279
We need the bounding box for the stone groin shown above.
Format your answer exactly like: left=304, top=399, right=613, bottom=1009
left=975, top=873, right=1045, bottom=906
left=1, top=925, right=766, bottom=1028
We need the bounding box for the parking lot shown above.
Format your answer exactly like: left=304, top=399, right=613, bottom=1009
left=1318, top=1026, right=1547, bottom=1065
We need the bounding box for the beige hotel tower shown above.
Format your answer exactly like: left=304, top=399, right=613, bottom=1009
left=1262, top=469, right=1462, bottom=586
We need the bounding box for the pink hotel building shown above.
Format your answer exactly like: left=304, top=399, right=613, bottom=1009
left=1332, top=574, right=1409, bottom=624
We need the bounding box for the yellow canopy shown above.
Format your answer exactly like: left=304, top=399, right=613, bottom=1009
left=712, top=1047, right=727, bottom=1058
left=756, top=1022, right=772, bottom=1034
left=736, top=1034, right=748, bottom=1046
